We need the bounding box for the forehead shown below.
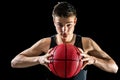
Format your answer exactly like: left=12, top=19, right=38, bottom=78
left=53, top=16, right=76, bottom=23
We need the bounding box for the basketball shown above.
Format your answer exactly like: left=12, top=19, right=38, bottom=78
left=48, top=43, right=83, bottom=78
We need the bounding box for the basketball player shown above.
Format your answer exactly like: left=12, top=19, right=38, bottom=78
left=11, top=1, right=118, bottom=80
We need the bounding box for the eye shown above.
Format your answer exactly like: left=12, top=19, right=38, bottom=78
left=59, top=24, right=63, bottom=27
left=67, top=24, right=72, bottom=27
left=56, top=23, right=63, bottom=28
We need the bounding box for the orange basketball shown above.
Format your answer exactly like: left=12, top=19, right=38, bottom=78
left=48, top=43, right=83, bottom=78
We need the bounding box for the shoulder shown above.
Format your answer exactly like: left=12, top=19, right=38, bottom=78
left=39, top=37, right=51, bottom=43
left=29, top=37, right=52, bottom=53
left=81, top=36, right=101, bottom=52
left=76, top=35, right=93, bottom=42
left=30, top=37, right=51, bottom=49
left=36, top=37, right=51, bottom=47
left=82, top=36, right=93, bottom=44
left=81, top=36, right=97, bottom=50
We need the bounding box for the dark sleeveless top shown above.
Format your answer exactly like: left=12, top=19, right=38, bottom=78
left=46, top=34, right=87, bottom=80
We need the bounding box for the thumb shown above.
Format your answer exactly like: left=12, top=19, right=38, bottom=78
left=45, top=53, right=52, bottom=57
left=81, top=61, right=88, bottom=70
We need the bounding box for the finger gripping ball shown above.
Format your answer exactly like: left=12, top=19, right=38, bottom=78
left=48, top=43, right=83, bottom=78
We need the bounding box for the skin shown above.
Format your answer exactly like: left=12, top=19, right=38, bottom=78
left=11, top=15, right=118, bottom=73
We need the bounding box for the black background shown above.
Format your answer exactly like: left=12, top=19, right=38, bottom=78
left=1, top=0, right=120, bottom=80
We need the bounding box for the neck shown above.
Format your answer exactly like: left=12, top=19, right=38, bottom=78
left=63, top=34, right=74, bottom=43
left=57, top=34, right=74, bottom=44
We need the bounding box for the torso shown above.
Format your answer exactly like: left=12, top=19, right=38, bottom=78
left=44, top=34, right=88, bottom=80
left=41, top=34, right=91, bottom=55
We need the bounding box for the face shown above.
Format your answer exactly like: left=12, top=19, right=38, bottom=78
left=53, top=16, right=77, bottom=39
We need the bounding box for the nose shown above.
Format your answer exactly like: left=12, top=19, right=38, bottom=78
left=62, top=26, right=67, bottom=33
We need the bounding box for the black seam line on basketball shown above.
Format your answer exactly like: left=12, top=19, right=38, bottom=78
left=65, top=43, right=67, bottom=78
left=49, top=59, right=80, bottom=61
left=52, top=46, right=58, bottom=75
left=73, top=47, right=81, bottom=76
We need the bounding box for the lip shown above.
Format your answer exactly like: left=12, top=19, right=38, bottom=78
left=62, top=33, right=67, bottom=37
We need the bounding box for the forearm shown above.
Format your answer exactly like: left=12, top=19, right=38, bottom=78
left=11, top=54, right=40, bottom=68
left=93, top=57, right=118, bottom=73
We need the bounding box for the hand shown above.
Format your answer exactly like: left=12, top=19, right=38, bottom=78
left=38, top=48, right=53, bottom=69
left=78, top=48, right=96, bottom=70
left=81, top=53, right=96, bottom=69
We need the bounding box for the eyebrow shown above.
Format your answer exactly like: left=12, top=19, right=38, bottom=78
left=57, top=21, right=73, bottom=24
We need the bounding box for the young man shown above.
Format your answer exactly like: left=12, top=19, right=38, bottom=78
left=11, top=1, right=118, bottom=80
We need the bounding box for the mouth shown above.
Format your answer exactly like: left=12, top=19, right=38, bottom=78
left=62, top=33, right=67, bottom=37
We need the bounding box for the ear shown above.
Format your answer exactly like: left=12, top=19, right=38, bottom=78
left=74, top=17, right=77, bottom=24
left=52, top=17, right=56, bottom=25
left=52, top=17, right=55, bottom=22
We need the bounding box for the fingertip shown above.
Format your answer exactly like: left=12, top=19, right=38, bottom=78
left=81, top=53, right=84, bottom=56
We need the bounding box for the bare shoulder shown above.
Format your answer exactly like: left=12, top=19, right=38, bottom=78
left=31, top=37, right=51, bottom=51
left=38, top=37, right=51, bottom=45
left=81, top=36, right=101, bottom=51
left=20, top=37, right=52, bottom=56
left=82, top=36, right=93, bottom=45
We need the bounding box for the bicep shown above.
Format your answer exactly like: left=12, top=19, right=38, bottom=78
left=88, top=38, right=112, bottom=59
left=19, top=40, right=45, bottom=57
left=19, top=47, right=43, bottom=57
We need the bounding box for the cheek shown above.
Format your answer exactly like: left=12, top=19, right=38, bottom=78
left=55, top=27, right=62, bottom=32
left=69, top=27, right=74, bottom=32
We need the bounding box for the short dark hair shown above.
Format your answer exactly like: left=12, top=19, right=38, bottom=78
left=52, top=1, right=77, bottom=18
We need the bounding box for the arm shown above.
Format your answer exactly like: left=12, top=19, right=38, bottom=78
left=81, top=37, right=118, bottom=73
left=11, top=38, right=51, bottom=68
